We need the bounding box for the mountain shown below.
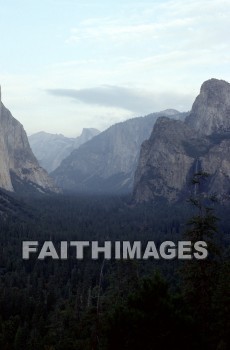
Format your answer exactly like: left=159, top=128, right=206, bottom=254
left=0, top=87, right=58, bottom=194
left=186, top=79, right=230, bottom=135
left=29, top=128, right=100, bottom=173
left=73, top=128, right=100, bottom=148
left=133, top=78, right=230, bottom=203
left=52, top=110, right=187, bottom=194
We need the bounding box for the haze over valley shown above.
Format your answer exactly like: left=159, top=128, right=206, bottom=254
left=0, top=1, right=230, bottom=349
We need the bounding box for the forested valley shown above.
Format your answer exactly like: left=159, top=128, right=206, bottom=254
left=0, top=192, right=229, bottom=350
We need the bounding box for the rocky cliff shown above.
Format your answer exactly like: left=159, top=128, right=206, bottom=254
left=29, top=128, right=100, bottom=173
left=52, top=110, right=187, bottom=194
left=186, top=78, right=230, bottom=135
left=134, top=79, right=230, bottom=203
left=0, top=88, right=59, bottom=194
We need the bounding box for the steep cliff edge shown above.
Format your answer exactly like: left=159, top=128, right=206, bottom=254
left=134, top=79, right=230, bottom=203
left=0, top=88, right=59, bottom=194
left=133, top=117, right=204, bottom=202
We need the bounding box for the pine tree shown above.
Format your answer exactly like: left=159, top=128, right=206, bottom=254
left=181, top=171, right=221, bottom=346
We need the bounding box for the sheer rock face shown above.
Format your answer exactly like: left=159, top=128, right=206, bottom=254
left=133, top=118, right=196, bottom=202
left=186, top=79, right=230, bottom=135
left=0, top=95, right=59, bottom=193
left=52, top=110, right=187, bottom=194
left=199, top=139, right=230, bottom=196
left=134, top=79, right=230, bottom=203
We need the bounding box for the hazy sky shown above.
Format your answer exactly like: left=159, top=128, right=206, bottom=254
left=0, top=0, right=229, bottom=136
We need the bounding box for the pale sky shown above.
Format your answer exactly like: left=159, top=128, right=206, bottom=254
left=0, top=0, right=229, bottom=137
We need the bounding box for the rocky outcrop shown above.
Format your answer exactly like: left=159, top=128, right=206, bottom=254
left=186, top=78, right=230, bottom=135
left=134, top=79, right=230, bottom=203
left=0, top=88, right=59, bottom=194
left=199, top=137, right=230, bottom=197
left=29, top=128, right=100, bottom=173
left=52, top=110, right=187, bottom=194
left=133, top=118, right=197, bottom=202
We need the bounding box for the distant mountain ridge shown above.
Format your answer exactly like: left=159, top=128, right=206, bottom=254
left=52, top=109, right=188, bottom=194
left=0, top=87, right=58, bottom=194
left=29, top=128, right=100, bottom=173
left=134, top=79, right=230, bottom=203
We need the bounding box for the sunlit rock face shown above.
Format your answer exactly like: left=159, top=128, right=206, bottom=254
left=0, top=88, right=59, bottom=194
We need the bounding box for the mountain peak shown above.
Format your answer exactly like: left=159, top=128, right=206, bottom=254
left=134, top=78, right=230, bottom=203
left=29, top=128, right=101, bottom=173
left=200, top=78, right=229, bottom=91
left=80, top=128, right=100, bottom=137
left=185, top=78, right=230, bottom=135
left=159, top=109, right=180, bottom=116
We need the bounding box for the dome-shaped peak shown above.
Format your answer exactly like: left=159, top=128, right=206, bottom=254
left=200, top=78, right=230, bottom=94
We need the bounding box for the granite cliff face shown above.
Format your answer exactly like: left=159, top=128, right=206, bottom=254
left=133, top=118, right=197, bottom=202
left=0, top=89, right=58, bottom=194
left=134, top=79, right=230, bottom=203
left=52, top=110, right=187, bottom=194
left=186, top=78, right=230, bottom=135
left=29, top=128, right=100, bottom=173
